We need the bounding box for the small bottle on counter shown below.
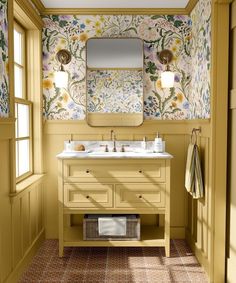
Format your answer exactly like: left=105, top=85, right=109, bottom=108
left=65, top=140, right=72, bottom=151
left=154, top=132, right=163, bottom=153
left=141, top=136, right=147, bottom=150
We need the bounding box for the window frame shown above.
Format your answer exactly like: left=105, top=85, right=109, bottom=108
left=14, top=20, right=33, bottom=183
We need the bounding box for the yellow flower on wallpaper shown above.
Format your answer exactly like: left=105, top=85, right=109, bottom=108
left=172, top=46, right=177, bottom=52
left=95, top=21, right=101, bottom=28
left=80, top=33, right=88, bottom=42
left=177, top=93, right=183, bottom=103
left=156, top=80, right=162, bottom=89
left=175, top=39, right=181, bottom=45
left=71, top=35, right=79, bottom=41
left=85, top=19, right=91, bottom=24
left=62, top=93, right=69, bottom=102
left=95, top=29, right=102, bottom=36
left=60, top=39, right=66, bottom=45
left=100, top=16, right=105, bottom=22
left=43, top=79, right=53, bottom=89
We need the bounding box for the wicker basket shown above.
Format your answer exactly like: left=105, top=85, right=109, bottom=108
left=83, top=214, right=140, bottom=241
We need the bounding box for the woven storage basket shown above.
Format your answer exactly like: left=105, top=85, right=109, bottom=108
left=83, top=215, right=140, bottom=241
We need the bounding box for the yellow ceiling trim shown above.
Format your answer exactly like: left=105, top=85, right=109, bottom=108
left=14, top=0, right=44, bottom=29
left=31, top=0, right=45, bottom=14
left=185, top=0, right=199, bottom=14
left=41, top=8, right=188, bottom=15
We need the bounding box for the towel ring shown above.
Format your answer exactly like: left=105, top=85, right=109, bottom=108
left=191, top=128, right=201, bottom=145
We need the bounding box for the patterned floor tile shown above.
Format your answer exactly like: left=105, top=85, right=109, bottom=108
left=19, top=240, right=208, bottom=283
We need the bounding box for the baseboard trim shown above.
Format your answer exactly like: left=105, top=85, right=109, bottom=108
left=5, top=229, right=45, bottom=283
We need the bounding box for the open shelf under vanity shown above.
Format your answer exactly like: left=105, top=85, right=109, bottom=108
left=64, top=225, right=165, bottom=247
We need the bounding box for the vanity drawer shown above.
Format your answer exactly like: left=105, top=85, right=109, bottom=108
left=115, top=183, right=165, bottom=208
left=64, top=183, right=113, bottom=208
left=63, top=160, right=166, bottom=182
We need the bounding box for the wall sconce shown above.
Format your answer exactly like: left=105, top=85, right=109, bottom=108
left=158, top=49, right=175, bottom=88
left=54, top=49, right=71, bottom=88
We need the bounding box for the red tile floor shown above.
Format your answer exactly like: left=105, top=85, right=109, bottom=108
left=19, top=240, right=208, bottom=283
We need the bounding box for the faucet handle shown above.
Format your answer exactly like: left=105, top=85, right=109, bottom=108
left=121, top=145, right=130, bottom=152
left=100, top=144, right=109, bottom=152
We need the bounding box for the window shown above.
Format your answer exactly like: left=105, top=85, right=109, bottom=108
left=14, top=22, right=33, bottom=181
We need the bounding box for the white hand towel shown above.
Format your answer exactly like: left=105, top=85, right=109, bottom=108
left=98, top=217, right=127, bottom=236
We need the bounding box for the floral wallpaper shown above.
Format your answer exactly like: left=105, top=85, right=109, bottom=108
left=0, top=0, right=9, bottom=118
left=42, top=15, right=193, bottom=120
left=190, top=0, right=211, bottom=119
left=87, top=69, right=143, bottom=113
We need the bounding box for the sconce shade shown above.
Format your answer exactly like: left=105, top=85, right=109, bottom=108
left=54, top=70, right=68, bottom=88
left=54, top=49, right=71, bottom=89
left=161, top=71, right=175, bottom=88
left=158, top=49, right=175, bottom=88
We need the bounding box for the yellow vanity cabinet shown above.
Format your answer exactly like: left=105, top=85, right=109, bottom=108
left=57, top=156, right=171, bottom=257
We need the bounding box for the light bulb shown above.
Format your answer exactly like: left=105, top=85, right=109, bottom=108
left=161, top=71, right=175, bottom=88
left=54, top=71, right=68, bottom=88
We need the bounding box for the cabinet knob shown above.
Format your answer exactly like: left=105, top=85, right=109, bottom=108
left=86, top=195, right=90, bottom=199
left=139, top=195, right=142, bottom=199
left=86, top=169, right=90, bottom=173
left=139, top=170, right=143, bottom=174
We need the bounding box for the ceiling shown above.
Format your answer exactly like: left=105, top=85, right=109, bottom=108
left=40, top=0, right=189, bottom=9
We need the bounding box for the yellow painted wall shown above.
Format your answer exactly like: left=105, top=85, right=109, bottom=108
left=227, top=1, right=236, bottom=282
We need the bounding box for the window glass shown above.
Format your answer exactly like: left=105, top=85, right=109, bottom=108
left=14, top=65, right=23, bottom=98
left=17, top=104, right=29, bottom=138
left=17, top=139, right=30, bottom=177
left=14, top=29, right=22, bottom=65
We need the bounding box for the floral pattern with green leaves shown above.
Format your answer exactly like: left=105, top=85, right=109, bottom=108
left=190, top=0, right=211, bottom=119
left=42, top=10, right=211, bottom=120
left=0, top=0, right=9, bottom=117
left=87, top=69, right=143, bottom=113
left=42, top=15, right=193, bottom=120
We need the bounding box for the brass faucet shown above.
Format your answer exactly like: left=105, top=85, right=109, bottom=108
left=110, top=130, right=117, bottom=152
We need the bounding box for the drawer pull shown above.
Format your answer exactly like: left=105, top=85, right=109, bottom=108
left=86, top=195, right=90, bottom=199
left=139, top=195, right=143, bottom=199
left=139, top=170, right=143, bottom=174
left=86, top=170, right=90, bottom=173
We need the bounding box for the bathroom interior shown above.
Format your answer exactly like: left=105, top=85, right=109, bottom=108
left=0, top=0, right=235, bottom=282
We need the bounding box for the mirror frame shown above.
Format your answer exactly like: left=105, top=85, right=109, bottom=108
left=86, top=37, right=144, bottom=127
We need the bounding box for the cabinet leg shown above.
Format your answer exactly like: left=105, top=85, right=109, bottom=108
left=165, top=243, right=170, bottom=257
left=59, top=244, right=64, bottom=257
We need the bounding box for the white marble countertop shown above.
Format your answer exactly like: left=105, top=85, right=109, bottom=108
left=57, top=141, right=173, bottom=159
left=57, top=151, right=173, bottom=159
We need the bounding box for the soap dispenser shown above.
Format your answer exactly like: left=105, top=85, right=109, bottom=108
left=65, top=140, right=72, bottom=151
left=154, top=132, right=163, bottom=153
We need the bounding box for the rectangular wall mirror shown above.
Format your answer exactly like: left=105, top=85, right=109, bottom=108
left=86, top=38, right=144, bottom=127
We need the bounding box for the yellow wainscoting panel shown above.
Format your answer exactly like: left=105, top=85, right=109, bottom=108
left=185, top=134, right=211, bottom=276
left=0, top=125, right=45, bottom=283
left=9, top=181, right=44, bottom=283
left=0, top=139, right=12, bottom=283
